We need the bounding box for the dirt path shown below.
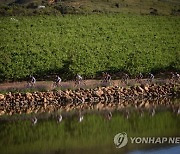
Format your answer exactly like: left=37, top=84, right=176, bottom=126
left=0, top=78, right=174, bottom=92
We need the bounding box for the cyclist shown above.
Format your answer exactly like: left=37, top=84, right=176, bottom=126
left=122, top=73, right=129, bottom=84
left=136, top=72, right=143, bottom=83
left=28, top=75, right=36, bottom=87
left=76, top=74, right=83, bottom=85
left=102, top=72, right=107, bottom=83
left=139, top=73, right=143, bottom=79
left=170, top=72, right=180, bottom=82
left=102, top=72, right=111, bottom=83
left=148, top=73, right=154, bottom=83
left=106, top=73, right=111, bottom=83
left=53, top=75, right=62, bottom=87
left=175, top=72, right=180, bottom=80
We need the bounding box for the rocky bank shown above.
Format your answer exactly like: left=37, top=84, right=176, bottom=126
left=0, top=83, right=179, bottom=115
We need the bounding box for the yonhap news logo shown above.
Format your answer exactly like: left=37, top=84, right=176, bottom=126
left=114, top=132, right=180, bottom=148
left=114, top=132, right=128, bottom=148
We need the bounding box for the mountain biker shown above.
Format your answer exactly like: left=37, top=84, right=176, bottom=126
left=121, top=73, right=129, bottom=84
left=54, top=75, right=62, bottom=87
left=136, top=72, right=143, bottom=83
left=106, top=73, right=111, bottom=83
left=139, top=73, right=143, bottom=79
left=148, top=73, right=154, bottom=82
left=29, top=75, right=36, bottom=87
left=175, top=72, right=180, bottom=80
left=76, top=74, right=83, bottom=85
left=171, top=72, right=179, bottom=82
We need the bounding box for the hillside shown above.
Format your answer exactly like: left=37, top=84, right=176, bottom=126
left=0, top=0, right=180, bottom=16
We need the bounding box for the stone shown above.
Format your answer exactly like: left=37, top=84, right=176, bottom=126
left=145, top=102, right=150, bottom=108
left=0, top=94, right=5, bottom=100
left=26, top=92, right=32, bottom=99
left=136, top=86, right=144, bottom=93
left=96, top=102, right=104, bottom=110
left=0, top=110, right=5, bottom=116
left=95, top=89, right=104, bottom=97
left=139, top=101, right=145, bottom=108
left=43, top=97, right=47, bottom=103
left=143, top=85, right=149, bottom=91
left=134, top=90, right=139, bottom=96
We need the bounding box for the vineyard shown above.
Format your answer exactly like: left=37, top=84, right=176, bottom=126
left=0, top=14, right=180, bottom=81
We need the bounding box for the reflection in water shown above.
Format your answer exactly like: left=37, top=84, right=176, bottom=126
left=57, top=114, right=63, bottom=123
left=129, top=145, right=180, bottom=154
left=0, top=99, right=179, bottom=154
left=1, top=96, right=180, bottom=116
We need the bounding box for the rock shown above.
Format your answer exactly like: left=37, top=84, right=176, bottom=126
left=0, top=94, right=5, bottom=100
left=95, top=89, right=104, bottom=97
left=139, top=101, right=145, bottom=108
left=134, top=90, right=139, bottom=96
left=1, top=82, right=179, bottom=115
left=6, top=92, right=12, bottom=99
left=145, top=102, right=150, bottom=108
left=0, top=110, right=5, bottom=116
left=44, top=102, right=47, bottom=109
left=26, top=92, right=32, bottom=99
left=136, top=86, right=144, bottom=93
left=96, top=102, right=104, bottom=110
left=142, top=84, right=149, bottom=91
left=43, top=97, right=47, bottom=103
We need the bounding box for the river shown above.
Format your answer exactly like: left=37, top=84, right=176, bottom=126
left=0, top=98, right=179, bottom=154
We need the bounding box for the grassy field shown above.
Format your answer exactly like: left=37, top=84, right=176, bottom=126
left=0, top=14, right=180, bottom=81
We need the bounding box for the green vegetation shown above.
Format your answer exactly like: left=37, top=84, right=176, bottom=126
left=0, top=112, right=179, bottom=154
left=0, top=14, right=180, bottom=81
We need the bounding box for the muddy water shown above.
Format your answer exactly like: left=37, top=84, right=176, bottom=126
left=0, top=98, right=179, bottom=154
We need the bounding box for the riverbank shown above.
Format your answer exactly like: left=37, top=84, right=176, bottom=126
left=0, top=82, right=179, bottom=116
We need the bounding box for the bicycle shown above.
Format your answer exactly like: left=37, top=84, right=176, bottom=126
left=135, top=73, right=143, bottom=84
left=121, top=73, right=129, bottom=85
left=26, top=75, right=36, bottom=88
left=52, top=81, right=61, bottom=89
left=26, top=81, right=35, bottom=88
left=147, top=73, right=154, bottom=83
left=170, top=72, right=179, bottom=83
left=100, top=79, right=114, bottom=86
left=74, top=79, right=86, bottom=87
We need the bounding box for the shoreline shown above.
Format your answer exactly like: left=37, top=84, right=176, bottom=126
left=0, top=82, right=179, bottom=116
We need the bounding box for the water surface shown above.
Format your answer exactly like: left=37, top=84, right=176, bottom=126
left=0, top=99, right=179, bottom=154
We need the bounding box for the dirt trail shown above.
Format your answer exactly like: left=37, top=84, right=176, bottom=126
left=0, top=78, right=173, bottom=92
left=0, top=80, right=103, bottom=91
